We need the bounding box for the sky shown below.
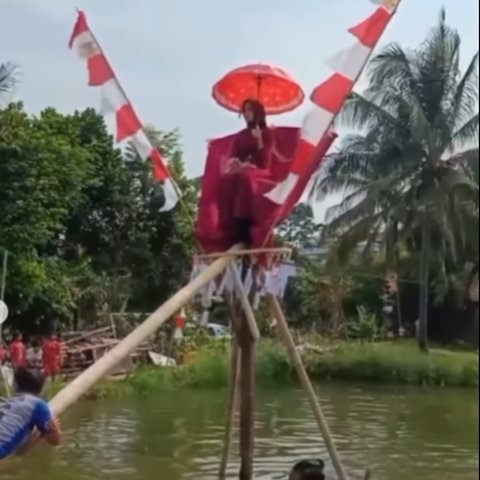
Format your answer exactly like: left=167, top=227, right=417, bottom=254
left=1, top=0, right=479, bottom=217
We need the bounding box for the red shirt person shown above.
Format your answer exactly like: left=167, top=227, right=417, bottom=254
left=10, top=334, right=27, bottom=369
left=43, top=335, right=61, bottom=380
left=0, top=344, right=7, bottom=364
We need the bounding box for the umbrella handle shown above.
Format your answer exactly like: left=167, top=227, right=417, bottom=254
left=256, top=75, right=263, bottom=103
left=255, top=75, right=264, bottom=127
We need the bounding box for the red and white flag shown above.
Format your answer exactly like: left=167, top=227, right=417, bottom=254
left=265, top=0, right=400, bottom=208
left=69, top=11, right=180, bottom=211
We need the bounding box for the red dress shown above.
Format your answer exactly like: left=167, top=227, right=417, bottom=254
left=218, top=127, right=275, bottom=243
left=43, top=339, right=60, bottom=376
left=10, top=340, right=27, bottom=368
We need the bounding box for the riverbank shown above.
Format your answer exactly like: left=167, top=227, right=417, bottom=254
left=46, top=340, right=478, bottom=399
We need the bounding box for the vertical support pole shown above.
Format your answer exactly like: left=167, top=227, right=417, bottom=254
left=238, top=305, right=255, bottom=480
left=267, top=294, right=350, bottom=480
left=219, top=295, right=241, bottom=479
left=219, top=338, right=240, bottom=479
left=0, top=249, right=10, bottom=397
left=1, top=249, right=7, bottom=302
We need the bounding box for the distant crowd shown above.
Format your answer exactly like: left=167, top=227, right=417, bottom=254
left=0, top=332, right=67, bottom=381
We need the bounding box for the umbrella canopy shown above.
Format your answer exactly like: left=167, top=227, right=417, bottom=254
left=212, top=63, right=304, bottom=115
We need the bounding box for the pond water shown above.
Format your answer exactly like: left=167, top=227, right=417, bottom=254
left=1, top=383, right=478, bottom=479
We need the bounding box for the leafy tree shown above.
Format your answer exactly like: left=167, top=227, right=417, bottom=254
left=0, top=103, right=196, bottom=332
left=0, top=103, right=92, bottom=330
left=314, top=9, right=479, bottom=352
left=0, top=62, right=17, bottom=100
left=277, top=203, right=322, bottom=248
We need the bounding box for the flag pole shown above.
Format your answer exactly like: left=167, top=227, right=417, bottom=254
left=72, top=9, right=183, bottom=208
left=260, top=0, right=403, bottom=249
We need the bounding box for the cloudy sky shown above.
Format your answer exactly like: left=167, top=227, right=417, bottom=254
left=1, top=0, right=478, bottom=215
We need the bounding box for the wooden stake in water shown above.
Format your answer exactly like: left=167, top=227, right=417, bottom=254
left=218, top=301, right=241, bottom=479
left=238, top=305, right=255, bottom=480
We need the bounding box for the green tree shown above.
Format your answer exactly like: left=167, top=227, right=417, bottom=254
left=122, top=127, right=196, bottom=312
left=277, top=203, right=322, bottom=248
left=0, top=103, right=92, bottom=330
left=0, top=103, right=196, bottom=332
left=314, top=9, right=479, bottom=352
left=0, top=62, right=17, bottom=100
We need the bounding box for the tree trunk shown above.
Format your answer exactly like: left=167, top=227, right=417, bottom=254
left=418, top=215, right=431, bottom=353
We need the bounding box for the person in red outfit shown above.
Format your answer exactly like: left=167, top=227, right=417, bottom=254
left=42, top=334, right=61, bottom=381
left=218, top=99, right=275, bottom=246
left=9, top=333, right=27, bottom=369
left=0, top=342, right=7, bottom=364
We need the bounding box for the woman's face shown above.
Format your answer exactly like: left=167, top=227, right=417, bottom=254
left=242, top=102, right=255, bottom=123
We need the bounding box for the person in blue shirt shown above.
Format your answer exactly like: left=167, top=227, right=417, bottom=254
left=0, top=367, right=61, bottom=460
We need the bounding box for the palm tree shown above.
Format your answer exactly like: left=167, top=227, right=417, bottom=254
left=314, top=9, right=479, bottom=352
left=0, top=62, right=18, bottom=100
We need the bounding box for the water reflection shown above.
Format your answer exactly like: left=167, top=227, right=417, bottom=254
left=1, top=384, right=477, bottom=480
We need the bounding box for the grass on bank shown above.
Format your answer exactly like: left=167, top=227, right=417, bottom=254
left=44, top=340, right=478, bottom=399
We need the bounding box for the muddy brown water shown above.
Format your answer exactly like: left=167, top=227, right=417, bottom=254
left=1, top=383, right=478, bottom=479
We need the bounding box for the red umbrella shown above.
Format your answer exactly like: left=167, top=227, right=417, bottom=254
left=212, top=63, right=304, bottom=115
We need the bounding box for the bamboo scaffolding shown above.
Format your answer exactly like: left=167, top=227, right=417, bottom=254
left=267, top=293, right=350, bottom=480
left=49, top=245, right=242, bottom=415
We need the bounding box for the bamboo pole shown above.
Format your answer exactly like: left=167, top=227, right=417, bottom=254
left=228, top=264, right=260, bottom=341
left=238, top=305, right=255, bottom=480
left=0, top=249, right=11, bottom=397
left=49, top=245, right=242, bottom=415
left=267, top=294, right=350, bottom=480
left=218, top=294, right=242, bottom=478
left=196, top=247, right=292, bottom=260
left=218, top=336, right=241, bottom=479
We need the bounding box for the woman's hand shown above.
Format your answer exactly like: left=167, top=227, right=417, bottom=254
left=252, top=125, right=264, bottom=149
left=238, top=161, right=256, bottom=170
left=224, top=157, right=241, bottom=173
left=252, top=125, right=262, bottom=140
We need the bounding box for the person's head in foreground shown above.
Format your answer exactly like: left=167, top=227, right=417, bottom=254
left=290, top=459, right=326, bottom=480
left=241, top=99, right=267, bottom=129
left=14, top=366, right=45, bottom=395
left=0, top=368, right=61, bottom=460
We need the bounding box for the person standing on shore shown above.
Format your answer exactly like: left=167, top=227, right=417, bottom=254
left=26, top=339, right=43, bottom=374
left=42, top=334, right=60, bottom=382
left=0, top=343, right=7, bottom=365
left=9, top=333, right=27, bottom=369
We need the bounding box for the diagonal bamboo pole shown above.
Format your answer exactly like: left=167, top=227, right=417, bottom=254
left=228, top=264, right=260, bottom=341
left=267, top=294, right=349, bottom=480
left=49, top=245, right=242, bottom=416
